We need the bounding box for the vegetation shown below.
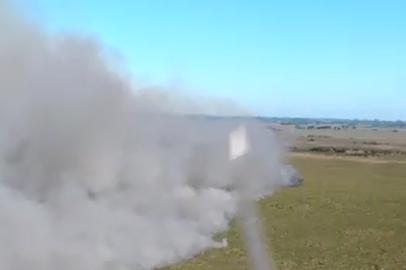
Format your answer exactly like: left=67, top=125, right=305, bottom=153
left=187, top=115, right=406, bottom=129
left=167, top=156, right=406, bottom=270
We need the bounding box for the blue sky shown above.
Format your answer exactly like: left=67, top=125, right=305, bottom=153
left=16, top=0, right=405, bottom=120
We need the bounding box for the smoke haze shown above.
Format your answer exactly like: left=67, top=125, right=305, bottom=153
left=0, top=2, right=291, bottom=269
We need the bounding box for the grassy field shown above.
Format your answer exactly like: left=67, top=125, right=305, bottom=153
left=292, top=127, right=406, bottom=154
left=167, top=156, right=406, bottom=270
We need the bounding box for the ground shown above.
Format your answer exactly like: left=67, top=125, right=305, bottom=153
left=292, top=127, right=406, bottom=157
left=167, top=155, right=406, bottom=270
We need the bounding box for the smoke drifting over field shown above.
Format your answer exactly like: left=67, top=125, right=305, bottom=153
left=0, top=3, right=291, bottom=270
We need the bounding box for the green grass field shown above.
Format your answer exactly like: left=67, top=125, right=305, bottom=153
left=167, top=156, right=406, bottom=270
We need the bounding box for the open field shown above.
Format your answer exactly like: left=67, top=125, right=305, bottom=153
left=267, top=125, right=406, bottom=159
left=294, top=128, right=406, bottom=157
left=293, top=128, right=406, bottom=155
left=295, top=127, right=406, bottom=145
left=167, top=155, right=406, bottom=270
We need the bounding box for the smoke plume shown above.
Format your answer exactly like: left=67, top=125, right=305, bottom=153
left=0, top=3, right=291, bottom=270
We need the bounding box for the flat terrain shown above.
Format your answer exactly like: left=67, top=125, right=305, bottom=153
left=291, top=127, right=406, bottom=158
left=167, top=156, right=406, bottom=270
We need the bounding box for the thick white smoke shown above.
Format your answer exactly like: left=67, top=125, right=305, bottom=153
left=0, top=3, right=292, bottom=270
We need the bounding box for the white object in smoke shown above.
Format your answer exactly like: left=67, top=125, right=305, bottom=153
left=228, top=125, right=275, bottom=270
left=229, top=125, right=250, bottom=161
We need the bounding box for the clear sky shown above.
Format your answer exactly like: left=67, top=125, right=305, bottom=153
left=16, top=0, right=406, bottom=120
